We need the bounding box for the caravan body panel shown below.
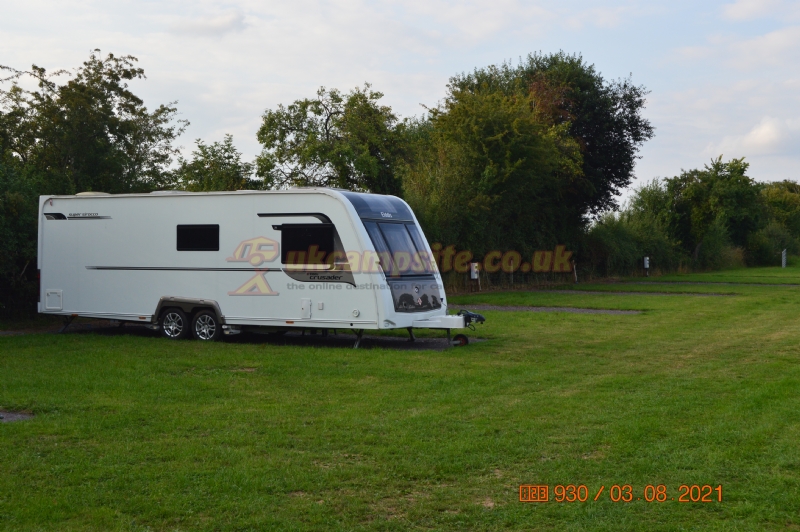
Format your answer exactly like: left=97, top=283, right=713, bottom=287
left=37, top=189, right=450, bottom=331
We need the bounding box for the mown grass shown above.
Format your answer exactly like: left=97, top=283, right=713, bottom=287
left=642, top=264, right=800, bottom=284
left=2, top=267, right=800, bottom=530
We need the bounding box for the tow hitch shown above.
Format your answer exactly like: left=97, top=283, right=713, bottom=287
left=446, top=309, right=486, bottom=347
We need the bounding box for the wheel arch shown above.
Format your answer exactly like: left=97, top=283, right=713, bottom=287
left=153, top=297, right=225, bottom=324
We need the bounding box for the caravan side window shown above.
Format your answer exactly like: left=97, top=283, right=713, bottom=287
left=281, top=224, right=335, bottom=265
left=177, top=225, right=219, bottom=251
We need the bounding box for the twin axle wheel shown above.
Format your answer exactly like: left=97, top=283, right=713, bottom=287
left=159, top=308, right=221, bottom=341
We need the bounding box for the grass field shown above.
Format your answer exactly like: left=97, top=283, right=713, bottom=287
left=3, top=267, right=800, bottom=530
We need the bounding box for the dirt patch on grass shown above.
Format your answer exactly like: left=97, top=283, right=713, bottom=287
left=0, top=410, right=34, bottom=423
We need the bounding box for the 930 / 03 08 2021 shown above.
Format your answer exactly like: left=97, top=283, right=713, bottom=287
left=519, top=484, right=723, bottom=503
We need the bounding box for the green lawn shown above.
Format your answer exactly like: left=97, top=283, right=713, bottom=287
left=3, top=267, right=800, bottom=530
left=638, top=263, right=800, bottom=284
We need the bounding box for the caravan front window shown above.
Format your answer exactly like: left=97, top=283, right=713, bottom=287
left=363, top=221, right=435, bottom=276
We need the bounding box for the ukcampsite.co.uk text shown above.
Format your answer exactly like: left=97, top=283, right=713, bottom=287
left=276, top=245, right=574, bottom=275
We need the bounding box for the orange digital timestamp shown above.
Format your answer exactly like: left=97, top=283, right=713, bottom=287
left=519, top=485, right=549, bottom=502
left=519, top=484, right=722, bottom=502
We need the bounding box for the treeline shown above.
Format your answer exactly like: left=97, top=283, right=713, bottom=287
left=587, top=158, right=800, bottom=276
left=0, top=49, right=794, bottom=316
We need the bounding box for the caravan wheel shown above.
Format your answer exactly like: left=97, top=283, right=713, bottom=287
left=192, top=310, right=222, bottom=341
left=160, top=308, right=189, bottom=340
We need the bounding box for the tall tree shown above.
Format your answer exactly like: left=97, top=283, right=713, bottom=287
left=665, top=157, right=762, bottom=252
left=450, top=52, right=654, bottom=216
left=402, top=76, right=584, bottom=256
left=761, top=180, right=800, bottom=238
left=0, top=50, right=187, bottom=194
left=256, top=85, right=405, bottom=194
left=0, top=51, right=187, bottom=316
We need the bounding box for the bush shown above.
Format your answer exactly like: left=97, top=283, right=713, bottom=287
left=585, top=214, right=643, bottom=277
left=0, top=161, right=40, bottom=318
left=693, top=218, right=740, bottom=270
left=745, top=222, right=800, bottom=266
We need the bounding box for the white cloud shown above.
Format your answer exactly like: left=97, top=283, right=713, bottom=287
left=671, top=26, right=800, bottom=70
left=704, top=116, right=800, bottom=157
left=5, top=0, right=800, bottom=185
left=730, top=26, right=800, bottom=68
left=168, top=11, right=248, bottom=36
left=723, top=0, right=783, bottom=21
left=565, top=6, right=630, bottom=30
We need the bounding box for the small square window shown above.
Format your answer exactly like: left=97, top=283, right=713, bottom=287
left=177, top=225, right=219, bottom=251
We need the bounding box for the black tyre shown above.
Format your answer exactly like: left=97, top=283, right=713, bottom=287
left=160, top=308, right=190, bottom=340
left=192, top=310, right=222, bottom=341
left=453, top=334, right=469, bottom=347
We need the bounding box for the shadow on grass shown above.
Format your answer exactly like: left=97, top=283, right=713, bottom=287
left=56, top=323, right=481, bottom=351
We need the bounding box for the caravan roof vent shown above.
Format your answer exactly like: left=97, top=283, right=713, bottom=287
left=76, top=191, right=110, bottom=196
left=150, top=190, right=186, bottom=195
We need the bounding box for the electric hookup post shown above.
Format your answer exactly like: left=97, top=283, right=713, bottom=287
left=469, top=262, right=481, bottom=292
left=644, top=256, right=650, bottom=277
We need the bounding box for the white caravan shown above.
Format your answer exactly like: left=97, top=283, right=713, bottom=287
left=37, top=188, right=483, bottom=346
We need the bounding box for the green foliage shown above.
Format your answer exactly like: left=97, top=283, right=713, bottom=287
left=174, top=134, right=259, bottom=192
left=745, top=222, right=799, bottom=266
left=402, top=82, right=583, bottom=257
left=693, top=217, right=741, bottom=270
left=760, top=180, right=800, bottom=238
left=256, top=85, right=405, bottom=194
left=403, top=52, right=652, bottom=262
left=585, top=213, right=642, bottom=276
left=0, top=159, right=39, bottom=316
left=449, top=52, right=655, bottom=214
left=665, top=157, right=762, bottom=252
left=0, top=50, right=186, bottom=194
left=589, top=158, right=800, bottom=276
left=0, top=51, right=187, bottom=316
left=585, top=207, right=686, bottom=278
left=620, top=179, right=686, bottom=272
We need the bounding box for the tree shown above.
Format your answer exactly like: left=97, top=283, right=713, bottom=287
left=761, top=180, right=800, bottom=238
left=0, top=158, right=39, bottom=316
left=256, top=85, right=405, bottom=194
left=0, top=50, right=187, bottom=316
left=174, top=134, right=259, bottom=191
left=665, top=157, right=762, bottom=252
left=0, top=50, right=187, bottom=194
left=401, top=76, right=584, bottom=256
left=449, top=52, right=654, bottom=215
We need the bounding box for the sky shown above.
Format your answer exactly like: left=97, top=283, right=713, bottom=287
left=2, top=0, right=800, bottom=200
